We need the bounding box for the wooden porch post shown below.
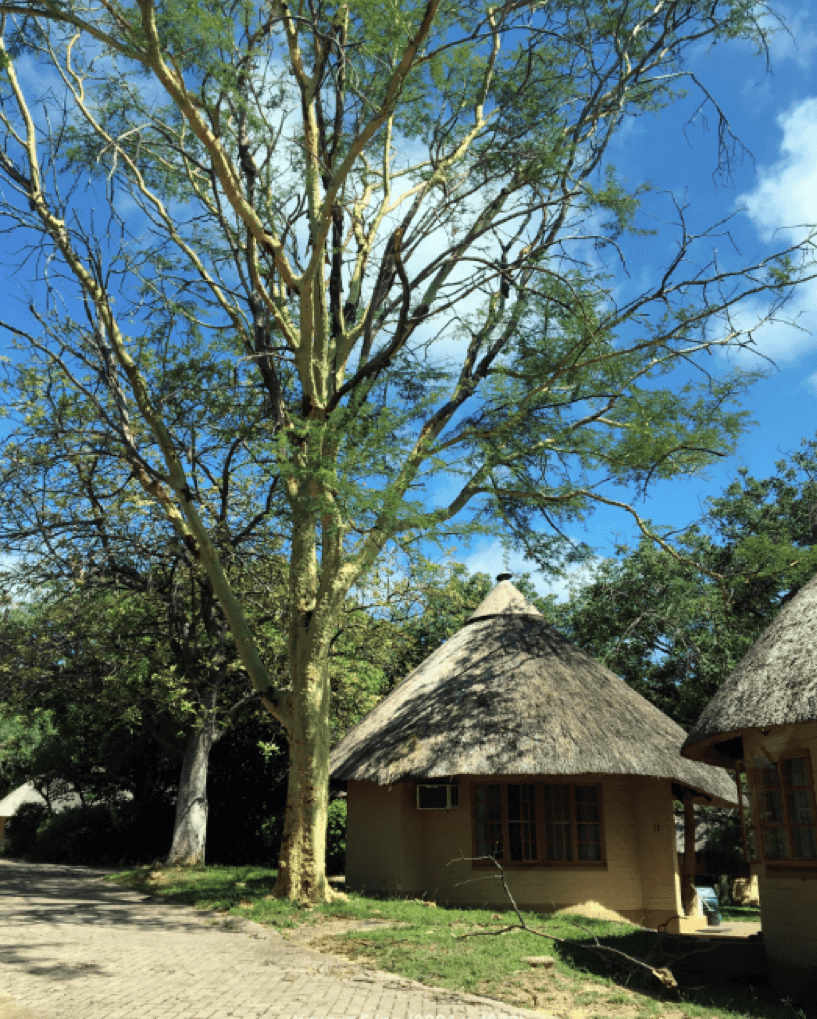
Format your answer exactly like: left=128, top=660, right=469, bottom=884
left=681, top=790, right=697, bottom=917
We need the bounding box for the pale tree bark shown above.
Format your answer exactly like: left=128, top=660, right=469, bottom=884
left=274, top=649, right=332, bottom=900
left=167, top=721, right=217, bottom=866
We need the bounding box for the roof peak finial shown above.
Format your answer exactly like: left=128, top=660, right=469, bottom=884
left=496, top=572, right=513, bottom=583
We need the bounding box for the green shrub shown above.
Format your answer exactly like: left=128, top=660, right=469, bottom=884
left=326, top=797, right=346, bottom=875
left=11, top=800, right=175, bottom=866
left=257, top=813, right=285, bottom=862
left=4, top=802, right=49, bottom=857
left=32, top=803, right=118, bottom=864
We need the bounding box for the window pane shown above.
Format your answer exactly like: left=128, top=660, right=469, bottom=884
left=578, top=842, right=602, bottom=861
left=524, top=820, right=537, bottom=860
left=787, top=789, right=814, bottom=825
left=475, top=785, right=503, bottom=859
left=577, top=823, right=601, bottom=844
left=754, top=757, right=780, bottom=788
left=543, top=785, right=572, bottom=862
left=759, top=788, right=786, bottom=824
left=478, top=820, right=503, bottom=859
left=508, top=784, right=520, bottom=820
left=575, top=802, right=600, bottom=822
left=574, top=786, right=602, bottom=862
left=489, top=821, right=503, bottom=859
left=488, top=785, right=502, bottom=819
left=736, top=763, right=760, bottom=863
left=763, top=827, right=790, bottom=860
left=523, top=785, right=536, bottom=860
left=476, top=821, right=488, bottom=857
left=508, top=784, right=538, bottom=862
left=783, top=757, right=810, bottom=788
left=508, top=785, right=521, bottom=861
left=792, top=826, right=817, bottom=860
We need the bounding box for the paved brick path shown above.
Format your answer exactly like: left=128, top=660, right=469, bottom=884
left=0, top=860, right=551, bottom=1019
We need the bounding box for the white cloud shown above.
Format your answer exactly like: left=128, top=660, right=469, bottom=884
left=461, top=539, right=539, bottom=587
left=459, top=537, right=603, bottom=601
left=764, top=7, right=817, bottom=70
left=724, top=98, right=817, bottom=367
left=740, top=98, right=817, bottom=245
left=720, top=292, right=817, bottom=367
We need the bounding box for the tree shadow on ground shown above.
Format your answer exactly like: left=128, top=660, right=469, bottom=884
left=554, top=925, right=812, bottom=1019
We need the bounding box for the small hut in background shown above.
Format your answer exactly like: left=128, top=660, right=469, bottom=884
left=683, top=572, right=817, bottom=1007
left=0, top=782, right=82, bottom=848
left=331, top=577, right=737, bottom=929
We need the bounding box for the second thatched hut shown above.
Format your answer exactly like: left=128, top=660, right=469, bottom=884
left=330, top=577, right=737, bottom=928
left=683, top=570, right=817, bottom=1006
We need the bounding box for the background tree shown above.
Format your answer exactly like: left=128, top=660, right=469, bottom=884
left=0, top=566, right=288, bottom=863
left=558, top=436, right=817, bottom=729
left=0, top=0, right=815, bottom=902
left=0, top=327, right=294, bottom=864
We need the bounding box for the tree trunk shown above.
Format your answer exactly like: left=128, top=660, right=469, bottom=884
left=272, top=633, right=332, bottom=903
left=166, top=721, right=216, bottom=866
left=681, top=792, right=698, bottom=917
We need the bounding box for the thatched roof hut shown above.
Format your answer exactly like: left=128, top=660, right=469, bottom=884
left=0, top=781, right=83, bottom=848
left=0, top=782, right=82, bottom=817
left=682, top=573, right=817, bottom=767
left=0, top=783, right=51, bottom=817
left=331, top=579, right=736, bottom=805
left=681, top=574, right=817, bottom=1008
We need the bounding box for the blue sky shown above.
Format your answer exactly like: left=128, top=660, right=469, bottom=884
left=463, top=1, right=817, bottom=595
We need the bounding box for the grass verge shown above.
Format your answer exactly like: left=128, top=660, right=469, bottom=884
left=107, top=866, right=807, bottom=1019
left=718, top=905, right=761, bottom=922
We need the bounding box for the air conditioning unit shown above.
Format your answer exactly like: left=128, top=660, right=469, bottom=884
left=416, top=784, right=459, bottom=810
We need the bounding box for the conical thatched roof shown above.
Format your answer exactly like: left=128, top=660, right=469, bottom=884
left=683, top=571, right=817, bottom=766
left=331, top=580, right=737, bottom=805
left=0, top=782, right=82, bottom=816
left=0, top=782, right=47, bottom=816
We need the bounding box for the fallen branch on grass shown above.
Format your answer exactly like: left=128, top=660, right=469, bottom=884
left=448, top=854, right=678, bottom=990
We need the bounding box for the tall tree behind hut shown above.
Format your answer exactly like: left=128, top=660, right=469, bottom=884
left=0, top=0, right=815, bottom=903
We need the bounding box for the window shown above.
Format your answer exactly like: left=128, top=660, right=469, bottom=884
left=475, top=784, right=504, bottom=858
left=751, top=751, right=817, bottom=864
left=735, top=761, right=760, bottom=863
left=473, top=782, right=604, bottom=866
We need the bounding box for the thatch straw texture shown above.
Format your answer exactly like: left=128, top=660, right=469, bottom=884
left=683, top=571, right=817, bottom=763
left=331, top=581, right=736, bottom=804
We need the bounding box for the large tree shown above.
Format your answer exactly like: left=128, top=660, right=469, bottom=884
left=0, top=0, right=814, bottom=901
left=0, top=575, right=283, bottom=860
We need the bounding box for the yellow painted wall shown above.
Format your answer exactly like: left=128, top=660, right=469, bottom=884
left=744, top=723, right=817, bottom=1005
left=346, top=774, right=683, bottom=927
left=632, top=776, right=684, bottom=919
left=732, top=871, right=760, bottom=906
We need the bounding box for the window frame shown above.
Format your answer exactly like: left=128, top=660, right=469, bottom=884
left=470, top=780, right=606, bottom=868
left=749, top=748, right=817, bottom=868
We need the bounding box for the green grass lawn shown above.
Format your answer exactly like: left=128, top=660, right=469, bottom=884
left=718, top=904, right=762, bottom=922
left=108, top=866, right=805, bottom=1019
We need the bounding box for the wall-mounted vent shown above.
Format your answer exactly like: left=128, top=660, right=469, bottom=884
left=416, top=784, right=459, bottom=810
